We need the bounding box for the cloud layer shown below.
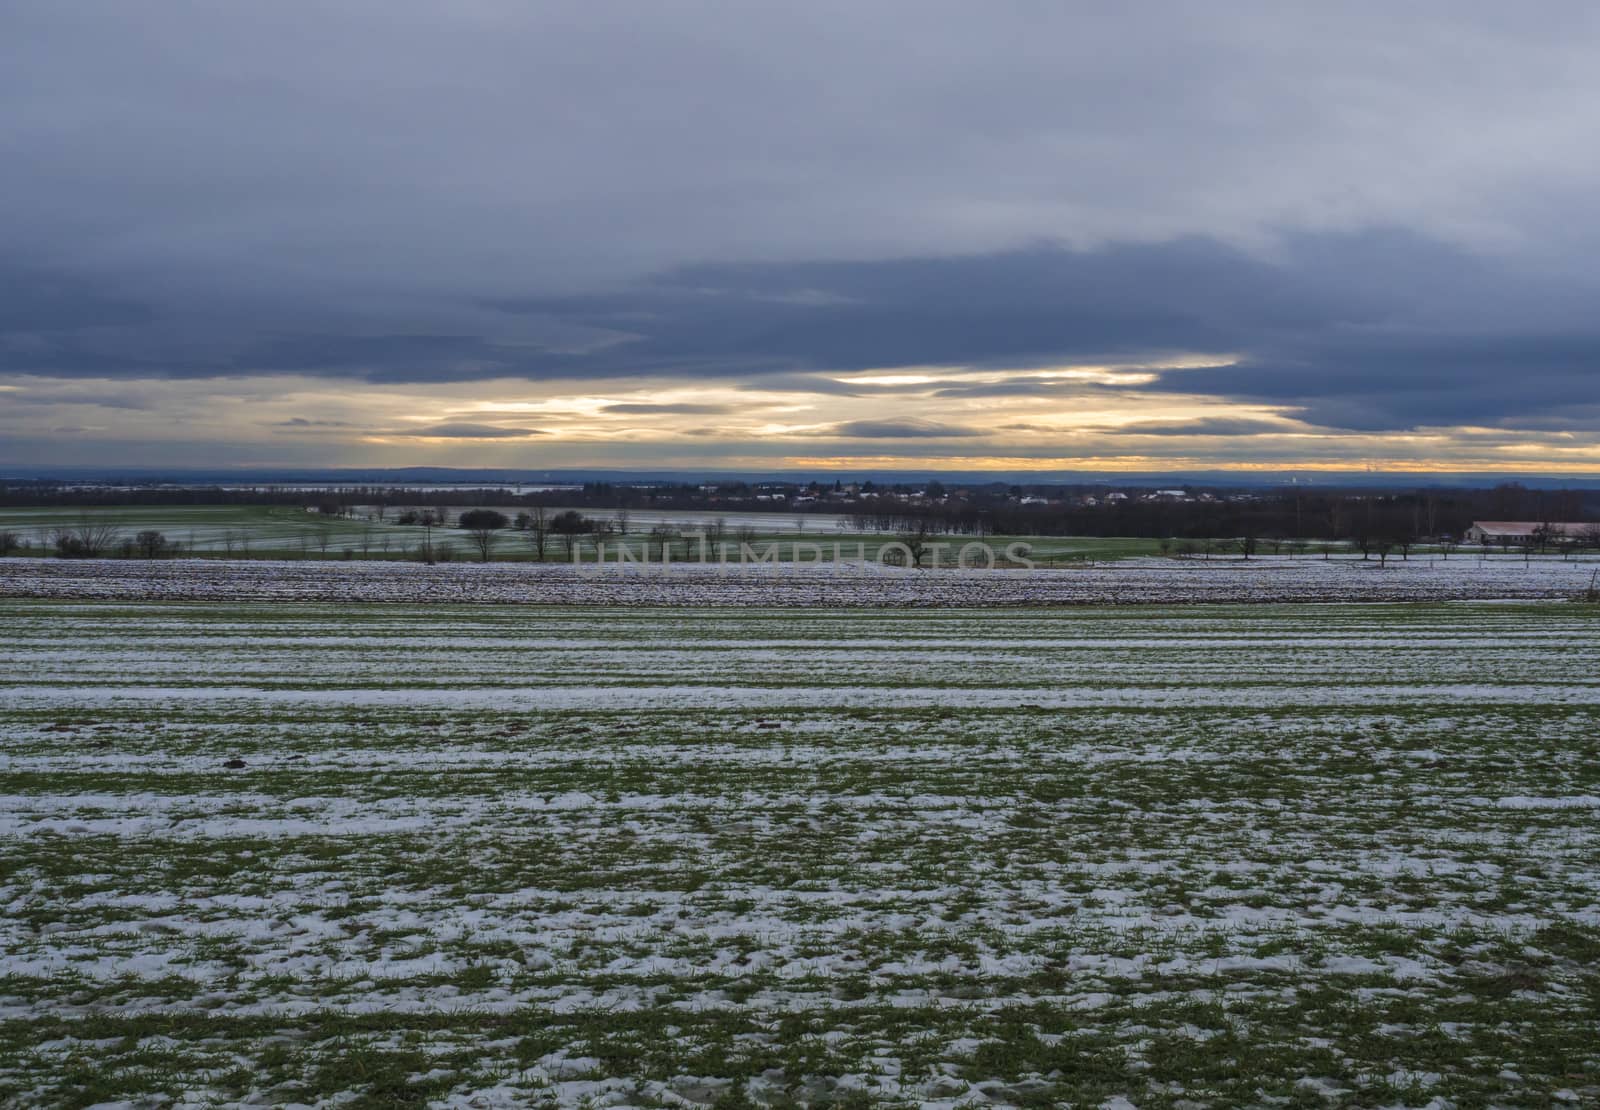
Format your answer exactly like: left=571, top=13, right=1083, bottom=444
left=3, top=2, right=1599, bottom=469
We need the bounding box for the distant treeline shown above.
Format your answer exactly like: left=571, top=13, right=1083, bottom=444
left=855, top=486, right=1600, bottom=544
left=2, top=479, right=1597, bottom=544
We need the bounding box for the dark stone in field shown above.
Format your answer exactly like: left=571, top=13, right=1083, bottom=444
left=980, top=1079, right=1058, bottom=1103
left=669, top=1077, right=732, bottom=1104
left=223, top=757, right=247, bottom=769
left=798, top=1076, right=839, bottom=1101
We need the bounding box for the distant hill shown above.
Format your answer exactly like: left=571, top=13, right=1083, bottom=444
left=5, top=464, right=1600, bottom=491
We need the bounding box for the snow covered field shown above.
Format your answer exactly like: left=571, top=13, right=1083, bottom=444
left=1, top=599, right=1598, bottom=1106
left=3, top=553, right=1598, bottom=606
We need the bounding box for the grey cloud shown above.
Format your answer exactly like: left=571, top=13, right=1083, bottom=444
left=6, top=232, right=1600, bottom=435
left=377, top=423, right=546, bottom=439
left=1117, top=418, right=1304, bottom=437
left=488, top=237, right=1356, bottom=375
left=823, top=420, right=983, bottom=439
left=732, top=375, right=866, bottom=395
left=0, top=262, right=153, bottom=333
left=6, top=231, right=1599, bottom=436
left=9, top=3, right=1600, bottom=294
left=4, top=383, right=152, bottom=410
left=3, top=4, right=1600, bottom=457
left=931, top=377, right=1158, bottom=400
left=602, top=403, right=733, bottom=415
left=1159, top=332, right=1600, bottom=431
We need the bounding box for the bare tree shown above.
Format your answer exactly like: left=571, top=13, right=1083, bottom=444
left=648, top=523, right=680, bottom=560
left=134, top=530, right=172, bottom=559
left=703, top=517, right=727, bottom=557
left=896, top=522, right=933, bottom=568
left=522, top=505, right=551, bottom=561
left=0, top=530, right=20, bottom=557
left=614, top=508, right=631, bottom=536
left=551, top=510, right=593, bottom=559
left=459, top=509, right=509, bottom=562
left=465, top=526, right=500, bottom=562
left=54, top=519, right=123, bottom=558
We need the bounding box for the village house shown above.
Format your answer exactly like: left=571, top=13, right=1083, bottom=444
left=1464, top=521, right=1597, bottom=544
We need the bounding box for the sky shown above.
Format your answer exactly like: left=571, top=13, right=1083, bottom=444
left=3, top=2, right=1600, bottom=475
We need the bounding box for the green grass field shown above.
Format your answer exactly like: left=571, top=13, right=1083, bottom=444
left=0, top=504, right=1170, bottom=563
left=1, top=599, right=1597, bottom=1106
left=0, top=505, right=394, bottom=555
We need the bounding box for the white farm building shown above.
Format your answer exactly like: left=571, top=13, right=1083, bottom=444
left=1464, top=520, right=1598, bottom=544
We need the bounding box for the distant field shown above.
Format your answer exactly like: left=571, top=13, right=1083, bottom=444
left=0, top=505, right=398, bottom=555
left=0, top=504, right=1172, bottom=563
left=2, top=600, right=1598, bottom=1107
left=4, top=553, right=1597, bottom=606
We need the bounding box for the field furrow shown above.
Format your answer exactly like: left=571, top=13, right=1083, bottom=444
left=1, top=600, right=1597, bottom=1107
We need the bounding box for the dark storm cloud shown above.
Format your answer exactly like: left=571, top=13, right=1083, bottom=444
left=487, top=237, right=1358, bottom=373
left=482, top=233, right=1600, bottom=430
left=13, top=238, right=1322, bottom=383
left=1160, top=332, right=1600, bottom=431
left=5, top=231, right=1599, bottom=433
